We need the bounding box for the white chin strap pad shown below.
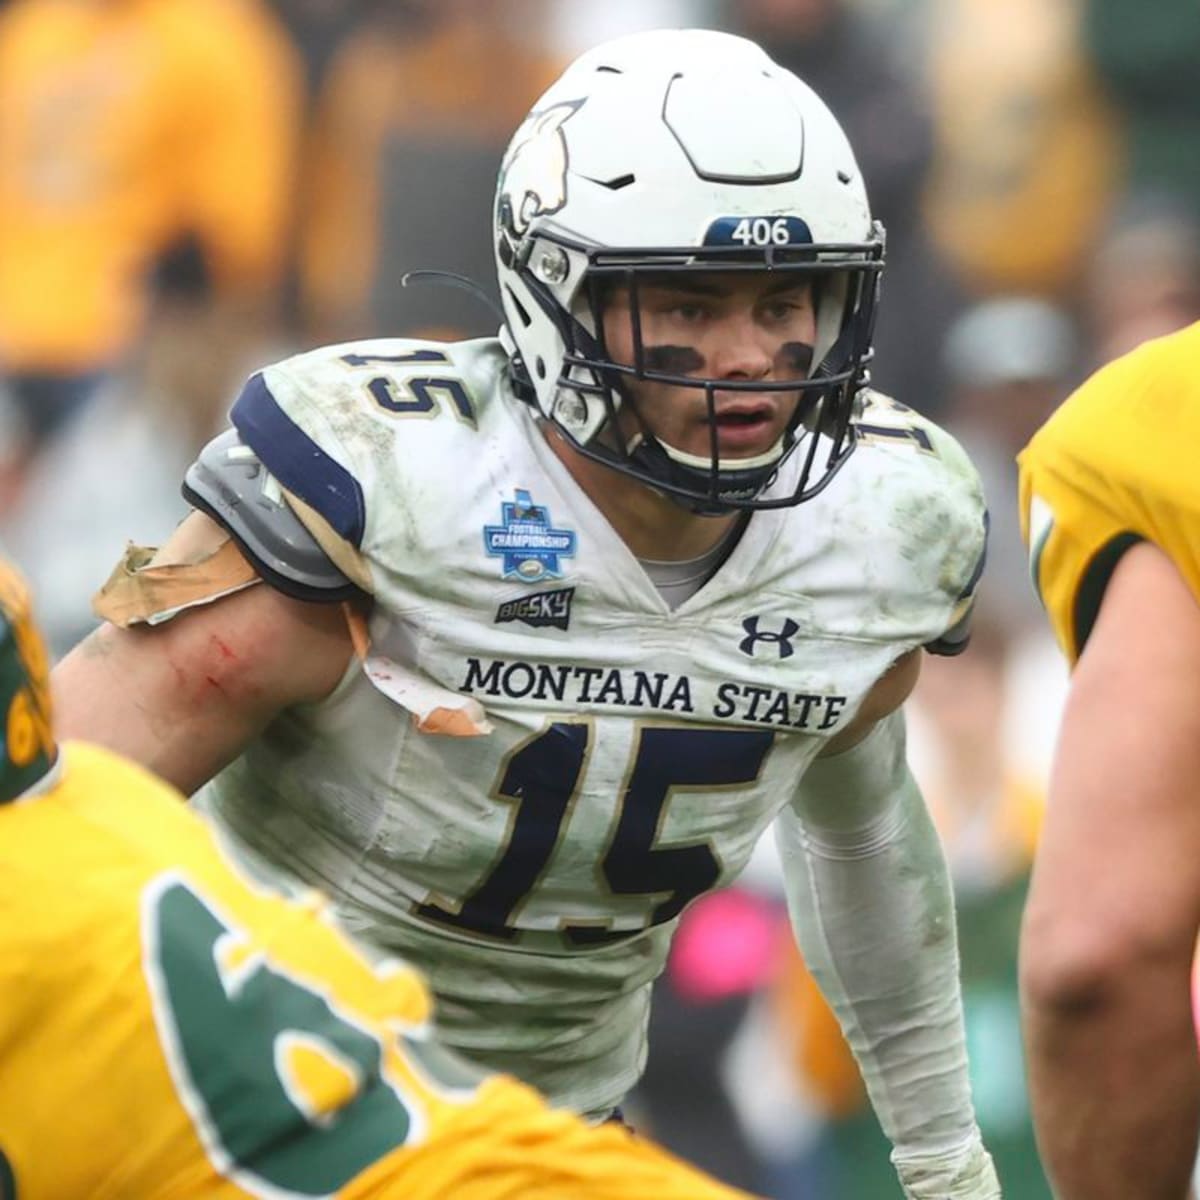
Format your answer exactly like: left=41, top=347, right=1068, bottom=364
left=660, top=431, right=788, bottom=473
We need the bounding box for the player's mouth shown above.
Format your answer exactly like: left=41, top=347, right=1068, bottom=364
left=711, top=401, right=780, bottom=452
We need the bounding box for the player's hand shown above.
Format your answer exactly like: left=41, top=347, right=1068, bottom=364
left=893, top=1131, right=1001, bottom=1199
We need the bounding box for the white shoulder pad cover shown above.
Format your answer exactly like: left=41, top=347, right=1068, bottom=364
left=228, top=337, right=510, bottom=577
left=813, top=391, right=988, bottom=651
left=184, top=426, right=359, bottom=601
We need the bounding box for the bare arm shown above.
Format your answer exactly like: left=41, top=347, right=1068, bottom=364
left=1020, top=541, right=1200, bottom=1200
left=52, top=518, right=356, bottom=796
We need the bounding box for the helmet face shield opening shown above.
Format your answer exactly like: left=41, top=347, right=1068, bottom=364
left=520, top=230, right=884, bottom=513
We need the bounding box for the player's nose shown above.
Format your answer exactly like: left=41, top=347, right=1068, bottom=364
left=709, top=311, right=774, bottom=380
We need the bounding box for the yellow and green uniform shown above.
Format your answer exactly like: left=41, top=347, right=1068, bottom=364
left=0, top=559, right=54, bottom=805
left=1019, top=320, right=1200, bottom=664
left=0, top=739, right=757, bottom=1200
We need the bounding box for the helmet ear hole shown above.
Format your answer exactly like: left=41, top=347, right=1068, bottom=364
left=535, top=357, right=546, bottom=379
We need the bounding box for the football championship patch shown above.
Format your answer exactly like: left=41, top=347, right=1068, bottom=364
left=484, top=490, right=577, bottom=581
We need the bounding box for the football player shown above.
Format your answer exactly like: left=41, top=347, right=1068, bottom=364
left=54, top=30, right=999, bottom=1199
left=1018, top=321, right=1200, bottom=1199
left=0, top=554, right=763, bottom=1198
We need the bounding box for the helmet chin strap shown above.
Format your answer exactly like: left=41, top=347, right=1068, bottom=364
left=590, top=356, right=794, bottom=512
left=652, top=430, right=790, bottom=473
left=623, top=426, right=788, bottom=515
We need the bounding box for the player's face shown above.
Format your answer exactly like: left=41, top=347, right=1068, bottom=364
left=601, top=271, right=817, bottom=462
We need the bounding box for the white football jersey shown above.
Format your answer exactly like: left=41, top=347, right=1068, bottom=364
left=193, top=336, right=986, bottom=1116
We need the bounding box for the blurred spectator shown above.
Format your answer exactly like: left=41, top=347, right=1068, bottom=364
left=551, top=0, right=716, bottom=54
left=1082, top=194, right=1200, bottom=367
left=0, top=388, right=30, bottom=515
left=0, top=0, right=303, bottom=450
left=266, top=0, right=383, bottom=103
left=922, top=0, right=1118, bottom=302
left=257, top=0, right=386, bottom=327
left=1082, top=0, right=1200, bottom=230
left=940, top=296, right=1081, bottom=634
left=719, top=0, right=962, bottom=417
left=1, top=277, right=285, bottom=658
left=298, top=0, right=564, bottom=342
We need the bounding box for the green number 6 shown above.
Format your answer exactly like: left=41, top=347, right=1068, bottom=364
left=144, top=876, right=414, bottom=1197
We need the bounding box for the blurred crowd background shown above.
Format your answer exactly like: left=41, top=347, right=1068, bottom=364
left=3, top=0, right=1199, bottom=1195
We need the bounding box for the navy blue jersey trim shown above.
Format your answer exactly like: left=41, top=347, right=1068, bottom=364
left=231, top=373, right=366, bottom=548
left=924, top=511, right=988, bottom=657
left=957, top=509, right=990, bottom=601
left=924, top=611, right=973, bottom=657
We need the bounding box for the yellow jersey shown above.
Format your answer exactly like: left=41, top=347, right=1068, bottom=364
left=1018, top=321, right=1200, bottom=664
left=0, top=740, right=755, bottom=1200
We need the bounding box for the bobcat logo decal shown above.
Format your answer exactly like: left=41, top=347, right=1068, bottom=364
left=498, top=100, right=584, bottom=236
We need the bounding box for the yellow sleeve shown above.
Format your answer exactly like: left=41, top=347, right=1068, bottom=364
left=1019, top=322, right=1200, bottom=665
left=1018, top=434, right=1141, bottom=665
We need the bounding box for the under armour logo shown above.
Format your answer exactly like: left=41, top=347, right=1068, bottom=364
left=739, top=616, right=800, bottom=658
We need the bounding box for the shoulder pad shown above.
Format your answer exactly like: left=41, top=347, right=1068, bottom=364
left=183, top=429, right=361, bottom=602
left=924, top=600, right=975, bottom=657
left=823, top=391, right=989, bottom=649
left=925, top=510, right=988, bottom=656
left=231, top=370, right=366, bottom=548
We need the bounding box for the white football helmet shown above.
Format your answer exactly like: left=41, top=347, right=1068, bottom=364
left=493, top=28, right=884, bottom=513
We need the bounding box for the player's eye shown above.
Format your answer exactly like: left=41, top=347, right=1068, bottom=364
left=761, top=296, right=806, bottom=321
left=669, top=301, right=710, bottom=323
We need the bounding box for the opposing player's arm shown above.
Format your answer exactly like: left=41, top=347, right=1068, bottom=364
left=1020, top=540, right=1200, bottom=1200
left=53, top=512, right=356, bottom=796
